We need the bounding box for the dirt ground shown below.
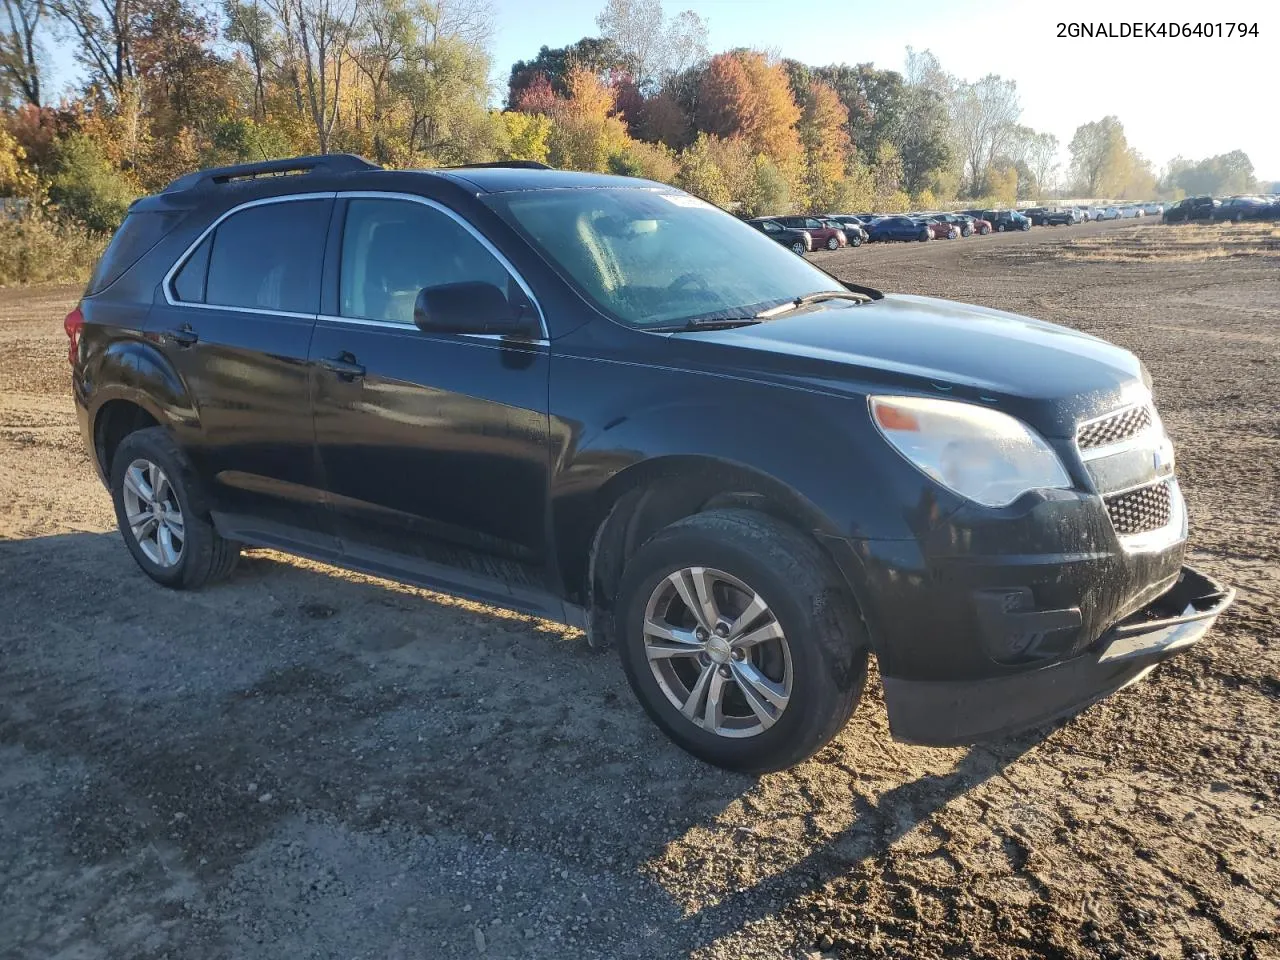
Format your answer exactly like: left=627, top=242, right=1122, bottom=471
left=1, top=217, right=1276, bottom=960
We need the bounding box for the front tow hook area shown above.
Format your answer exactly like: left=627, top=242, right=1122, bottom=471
left=881, top=566, right=1234, bottom=747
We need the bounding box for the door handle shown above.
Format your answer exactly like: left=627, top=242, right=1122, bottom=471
left=163, top=324, right=198, bottom=347
left=319, top=353, right=365, bottom=381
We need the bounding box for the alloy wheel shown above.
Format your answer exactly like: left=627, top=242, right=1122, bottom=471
left=642, top=566, right=793, bottom=738
left=122, top=458, right=185, bottom=567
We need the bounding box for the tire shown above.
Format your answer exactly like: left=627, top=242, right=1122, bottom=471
left=996, top=223, right=1006, bottom=232
left=790, top=240, right=806, bottom=255
left=980, top=225, right=990, bottom=235
left=1020, top=221, right=1030, bottom=231
left=919, top=230, right=930, bottom=242
left=110, top=426, right=241, bottom=589
left=849, top=234, right=862, bottom=247
left=825, top=236, right=840, bottom=251
left=615, top=509, right=867, bottom=773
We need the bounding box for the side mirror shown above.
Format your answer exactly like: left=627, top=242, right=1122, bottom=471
left=412, top=281, right=537, bottom=338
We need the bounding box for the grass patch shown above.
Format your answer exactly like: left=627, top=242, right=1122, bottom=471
left=1060, top=221, right=1280, bottom=263
left=0, top=213, right=107, bottom=287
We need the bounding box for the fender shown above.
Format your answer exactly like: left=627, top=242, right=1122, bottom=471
left=548, top=385, right=947, bottom=609
left=86, top=336, right=201, bottom=443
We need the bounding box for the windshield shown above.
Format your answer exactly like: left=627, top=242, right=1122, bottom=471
left=484, top=187, right=844, bottom=328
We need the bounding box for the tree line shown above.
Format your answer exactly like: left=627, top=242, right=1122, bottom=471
left=0, top=0, right=1262, bottom=260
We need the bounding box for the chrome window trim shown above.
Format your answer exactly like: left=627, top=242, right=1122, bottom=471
left=314, top=312, right=548, bottom=345
left=162, top=192, right=337, bottom=316
left=335, top=190, right=549, bottom=340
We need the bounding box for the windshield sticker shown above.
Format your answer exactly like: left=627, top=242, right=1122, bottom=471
left=661, top=194, right=715, bottom=209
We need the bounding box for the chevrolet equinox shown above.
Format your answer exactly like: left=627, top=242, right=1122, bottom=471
left=69, top=155, right=1233, bottom=772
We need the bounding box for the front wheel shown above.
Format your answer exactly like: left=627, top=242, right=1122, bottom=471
left=110, top=427, right=242, bottom=589
left=825, top=236, right=840, bottom=251
left=790, top=240, right=806, bottom=255
left=919, top=230, right=930, bottom=241
left=849, top=234, right=862, bottom=247
left=615, top=510, right=867, bottom=773
left=996, top=223, right=1006, bottom=232
left=1020, top=221, right=1030, bottom=231
left=980, top=225, right=991, bottom=235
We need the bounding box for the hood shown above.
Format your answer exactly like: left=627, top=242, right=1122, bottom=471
left=681, top=294, right=1145, bottom=436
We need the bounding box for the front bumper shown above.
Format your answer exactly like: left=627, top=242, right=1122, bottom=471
left=880, top=566, right=1233, bottom=746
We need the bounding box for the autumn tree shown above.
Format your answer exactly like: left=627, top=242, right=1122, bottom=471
left=507, top=36, right=625, bottom=104
left=798, top=81, right=849, bottom=212
left=544, top=64, right=628, bottom=171
left=950, top=73, right=1020, bottom=197
left=49, top=0, right=140, bottom=99
left=1, top=0, right=43, bottom=105
left=674, top=132, right=729, bottom=206
left=1067, top=121, right=1153, bottom=200
left=1162, top=150, right=1255, bottom=197
left=594, top=0, right=706, bottom=90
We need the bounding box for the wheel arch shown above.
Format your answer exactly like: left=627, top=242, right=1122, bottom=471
left=87, top=338, right=201, bottom=476
left=577, top=454, right=860, bottom=650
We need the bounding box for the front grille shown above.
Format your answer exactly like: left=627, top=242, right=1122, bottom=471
left=1104, top=481, right=1173, bottom=535
left=1078, top=404, right=1153, bottom=450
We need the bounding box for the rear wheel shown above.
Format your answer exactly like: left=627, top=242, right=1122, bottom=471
left=849, top=234, right=862, bottom=247
left=996, top=222, right=1006, bottom=232
left=825, top=236, right=840, bottom=251
left=110, top=427, right=241, bottom=589
left=980, top=225, right=991, bottom=235
left=918, top=229, right=930, bottom=241
left=615, top=510, right=867, bottom=773
left=790, top=240, right=806, bottom=255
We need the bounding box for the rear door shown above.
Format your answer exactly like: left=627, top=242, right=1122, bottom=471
left=309, top=193, right=554, bottom=607
left=148, top=194, right=335, bottom=546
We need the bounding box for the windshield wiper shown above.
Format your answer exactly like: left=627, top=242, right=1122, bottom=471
left=646, top=317, right=763, bottom=332
left=754, top=290, right=870, bottom=319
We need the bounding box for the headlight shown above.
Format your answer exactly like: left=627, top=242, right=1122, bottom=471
left=869, top=395, right=1072, bottom=507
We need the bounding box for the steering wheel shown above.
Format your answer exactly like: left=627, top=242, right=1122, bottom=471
left=668, top=272, right=710, bottom=294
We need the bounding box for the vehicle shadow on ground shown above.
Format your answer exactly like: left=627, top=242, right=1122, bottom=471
left=672, top=736, right=1047, bottom=952
left=2, top=530, right=1055, bottom=956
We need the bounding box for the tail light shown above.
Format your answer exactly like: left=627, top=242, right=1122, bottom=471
left=64, top=305, right=85, bottom=366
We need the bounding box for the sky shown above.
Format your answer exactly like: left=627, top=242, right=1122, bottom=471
left=486, top=0, right=1279, bottom=181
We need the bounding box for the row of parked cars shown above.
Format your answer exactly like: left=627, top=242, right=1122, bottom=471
left=1162, top=194, right=1280, bottom=223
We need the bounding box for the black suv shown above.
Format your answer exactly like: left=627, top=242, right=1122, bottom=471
left=70, top=155, right=1232, bottom=772
left=1163, top=196, right=1218, bottom=223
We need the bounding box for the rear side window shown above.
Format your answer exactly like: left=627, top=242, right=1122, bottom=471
left=199, top=199, right=330, bottom=314
left=172, top=234, right=211, bottom=303
left=86, top=209, right=185, bottom=295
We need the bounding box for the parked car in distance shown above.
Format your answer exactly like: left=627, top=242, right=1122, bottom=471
left=747, top=217, right=812, bottom=254
left=1140, top=202, right=1164, bottom=216
left=818, top=218, right=856, bottom=247
left=1162, top=196, right=1218, bottom=223
left=69, top=155, right=1235, bottom=773
left=976, top=209, right=1030, bottom=232
left=966, top=213, right=993, bottom=234
left=866, top=215, right=932, bottom=242
left=916, top=217, right=960, bottom=240
left=1095, top=206, right=1121, bottom=221
left=932, top=213, right=975, bottom=237
left=1040, top=208, right=1077, bottom=226
left=1022, top=207, right=1050, bottom=226
left=1214, top=196, right=1271, bottom=222
left=825, top=216, right=868, bottom=246
left=774, top=216, right=846, bottom=251
left=1117, top=205, right=1142, bottom=219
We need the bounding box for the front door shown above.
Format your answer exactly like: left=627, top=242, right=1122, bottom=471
left=309, top=195, right=554, bottom=608
left=147, top=194, right=334, bottom=546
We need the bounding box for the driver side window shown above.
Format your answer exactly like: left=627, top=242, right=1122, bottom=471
left=339, top=198, right=514, bottom=325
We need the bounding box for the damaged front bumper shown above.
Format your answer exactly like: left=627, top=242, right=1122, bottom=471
left=880, top=566, right=1234, bottom=746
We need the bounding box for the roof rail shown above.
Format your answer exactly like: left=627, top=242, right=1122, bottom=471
left=163, top=154, right=381, bottom=193
left=445, top=160, right=554, bottom=171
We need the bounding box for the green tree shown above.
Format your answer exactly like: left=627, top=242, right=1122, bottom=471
left=1068, top=116, right=1126, bottom=196
left=494, top=110, right=551, bottom=164
left=48, top=132, right=137, bottom=231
